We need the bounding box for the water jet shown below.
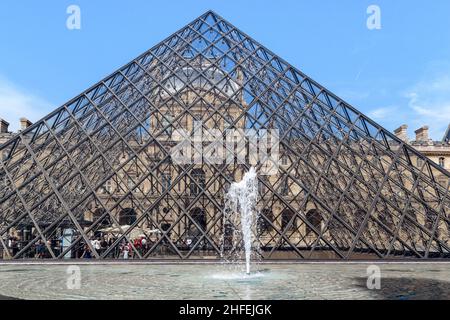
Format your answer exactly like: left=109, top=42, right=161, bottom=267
left=222, top=167, right=259, bottom=275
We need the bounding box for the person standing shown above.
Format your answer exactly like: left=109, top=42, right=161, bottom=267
left=35, top=240, right=44, bottom=259
left=123, top=242, right=130, bottom=259
left=93, top=238, right=101, bottom=254
left=141, top=237, right=147, bottom=254
left=82, top=243, right=92, bottom=259
left=100, top=237, right=108, bottom=256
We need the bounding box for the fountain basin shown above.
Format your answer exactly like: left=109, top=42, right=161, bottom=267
left=0, top=263, right=449, bottom=300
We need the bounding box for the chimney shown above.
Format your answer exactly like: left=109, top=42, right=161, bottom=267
left=394, top=124, right=408, bottom=142
left=0, top=119, right=9, bottom=134
left=415, top=126, right=430, bottom=142
left=19, top=118, right=32, bottom=131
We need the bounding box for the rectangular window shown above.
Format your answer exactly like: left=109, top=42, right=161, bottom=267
left=280, top=176, right=289, bottom=196
left=127, top=176, right=134, bottom=190
left=103, top=180, right=114, bottom=194
left=438, top=177, right=448, bottom=187
left=162, top=173, right=172, bottom=192
left=259, top=176, right=268, bottom=195
left=161, top=115, right=173, bottom=137
left=1, top=177, right=7, bottom=189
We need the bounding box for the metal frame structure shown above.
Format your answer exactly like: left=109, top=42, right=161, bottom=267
left=1, top=11, right=450, bottom=260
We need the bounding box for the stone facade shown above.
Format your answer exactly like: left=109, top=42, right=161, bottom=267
left=2, top=111, right=450, bottom=260
left=394, top=124, right=450, bottom=182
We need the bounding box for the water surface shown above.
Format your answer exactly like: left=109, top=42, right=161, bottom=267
left=0, top=263, right=449, bottom=300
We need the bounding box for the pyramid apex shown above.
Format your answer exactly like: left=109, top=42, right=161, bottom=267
left=203, top=9, right=219, bottom=15
left=201, top=10, right=221, bottom=19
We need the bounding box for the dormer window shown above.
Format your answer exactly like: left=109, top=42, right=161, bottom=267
left=417, top=157, right=423, bottom=168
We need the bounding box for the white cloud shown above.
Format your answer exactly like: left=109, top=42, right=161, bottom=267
left=0, top=76, right=53, bottom=132
left=403, top=74, right=450, bottom=140
left=367, top=106, right=398, bottom=121
left=364, top=64, right=450, bottom=140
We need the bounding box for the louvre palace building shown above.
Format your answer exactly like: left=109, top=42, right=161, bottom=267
left=1, top=11, right=450, bottom=261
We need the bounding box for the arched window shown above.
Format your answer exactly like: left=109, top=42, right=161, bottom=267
left=439, top=157, right=445, bottom=168
left=93, top=208, right=111, bottom=227
left=258, top=209, right=274, bottom=232
left=190, top=169, right=206, bottom=196
left=188, top=208, right=207, bottom=242
left=190, top=208, right=206, bottom=231
left=305, top=209, right=322, bottom=235
left=119, top=208, right=137, bottom=225
left=281, top=209, right=295, bottom=231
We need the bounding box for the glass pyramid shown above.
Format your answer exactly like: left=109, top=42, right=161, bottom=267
left=1, top=11, right=449, bottom=260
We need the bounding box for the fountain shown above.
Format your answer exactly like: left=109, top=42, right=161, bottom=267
left=222, top=167, right=259, bottom=275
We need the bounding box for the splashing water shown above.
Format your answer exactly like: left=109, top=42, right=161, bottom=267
left=222, top=167, right=259, bottom=275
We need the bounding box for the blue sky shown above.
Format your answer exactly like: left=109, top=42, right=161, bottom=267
left=0, top=0, right=449, bottom=139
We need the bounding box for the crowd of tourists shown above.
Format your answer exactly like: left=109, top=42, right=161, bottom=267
left=3, top=234, right=154, bottom=259
left=80, top=236, right=151, bottom=259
